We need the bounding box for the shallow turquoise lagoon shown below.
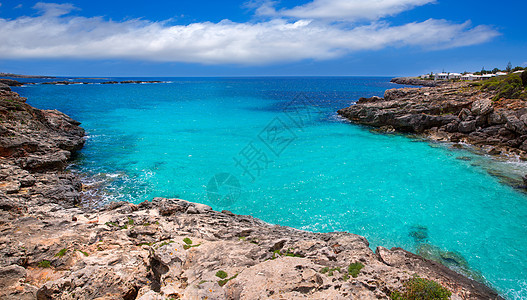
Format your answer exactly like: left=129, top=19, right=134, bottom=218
left=14, top=77, right=527, bottom=299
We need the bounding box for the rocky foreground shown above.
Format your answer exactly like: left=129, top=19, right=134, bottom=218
left=0, top=87, right=502, bottom=299
left=338, top=81, right=527, bottom=161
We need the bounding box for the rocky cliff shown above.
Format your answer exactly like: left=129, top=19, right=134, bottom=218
left=390, top=77, right=448, bottom=87
left=338, top=81, right=527, bottom=160
left=0, top=88, right=502, bottom=299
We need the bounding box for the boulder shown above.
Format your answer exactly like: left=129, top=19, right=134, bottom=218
left=504, top=113, right=527, bottom=135
left=488, top=112, right=506, bottom=125
left=471, top=99, right=493, bottom=116
left=458, top=120, right=477, bottom=133
left=0, top=83, right=11, bottom=91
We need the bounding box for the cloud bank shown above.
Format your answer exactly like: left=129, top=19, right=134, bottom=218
left=0, top=1, right=499, bottom=65
left=257, top=0, right=436, bottom=21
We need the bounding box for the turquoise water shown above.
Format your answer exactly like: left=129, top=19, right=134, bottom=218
left=13, top=77, right=527, bottom=299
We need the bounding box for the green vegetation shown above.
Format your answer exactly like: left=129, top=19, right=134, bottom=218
left=76, top=249, right=89, bottom=256
left=182, top=238, right=200, bottom=250
left=215, top=270, right=239, bottom=286
left=476, top=73, right=527, bottom=101
left=55, top=248, right=68, bottom=257
left=127, top=217, right=134, bottom=225
left=218, top=273, right=238, bottom=287
left=38, top=260, right=51, bottom=268
left=319, top=262, right=364, bottom=280
left=348, top=262, right=364, bottom=278
left=270, top=248, right=304, bottom=260
left=215, top=270, right=228, bottom=279
left=155, top=240, right=175, bottom=249
left=391, top=275, right=451, bottom=300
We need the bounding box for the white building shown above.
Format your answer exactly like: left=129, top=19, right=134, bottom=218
left=481, top=74, right=497, bottom=80
left=495, top=72, right=508, bottom=76
left=420, top=74, right=430, bottom=79
left=435, top=73, right=449, bottom=80
left=461, top=74, right=481, bottom=81
left=448, top=73, right=462, bottom=80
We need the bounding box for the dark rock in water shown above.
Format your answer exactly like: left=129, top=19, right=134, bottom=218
left=416, top=243, right=485, bottom=283
left=120, top=80, right=162, bottom=84
left=456, top=156, right=472, bottom=161
left=409, top=225, right=428, bottom=243
left=101, top=81, right=119, bottom=84
left=372, top=125, right=396, bottom=133
left=0, top=78, right=23, bottom=86
left=487, top=147, right=501, bottom=155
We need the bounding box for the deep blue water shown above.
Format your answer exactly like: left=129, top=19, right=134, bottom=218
left=12, top=77, right=527, bottom=299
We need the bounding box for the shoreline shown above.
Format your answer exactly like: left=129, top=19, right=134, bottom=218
left=338, top=80, right=527, bottom=171
left=0, top=80, right=506, bottom=298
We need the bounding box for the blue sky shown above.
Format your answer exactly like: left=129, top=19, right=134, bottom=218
left=0, top=0, right=525, bottom=76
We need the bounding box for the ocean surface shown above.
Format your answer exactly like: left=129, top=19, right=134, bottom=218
left=12, top=77, right=527, bottom=299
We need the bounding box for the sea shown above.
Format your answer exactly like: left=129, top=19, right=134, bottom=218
left=11, top=76, right=527, bottom=299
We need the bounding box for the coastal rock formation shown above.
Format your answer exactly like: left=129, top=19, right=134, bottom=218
left=0, top=89, right=85, bottom=170
left=0, top=196, right=502, bottom=300
left=0, top=78, right=25, bottom=87
left=338, top=82, right=527, bottom=159
left=0, top=90, right=503, bottom=299
left=390, top=77, right=449, bottom=87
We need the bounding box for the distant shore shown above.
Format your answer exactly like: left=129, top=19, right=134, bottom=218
left=0, top=72, right=56, bottom=79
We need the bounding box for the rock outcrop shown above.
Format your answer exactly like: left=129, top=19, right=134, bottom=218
left=338, top=82, right=527, bottom=159
left=390, top=77, right=449, bottom=87
left=0, top=78, right=25, bottom=87
left=1, top=196, right=502, bottom=300
left=0, top=90, right=503, bottom=299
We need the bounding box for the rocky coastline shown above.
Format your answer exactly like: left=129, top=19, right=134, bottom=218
left=338, top=80, right=527, bottom=165
left=1, top=77, right=164, bottom=86
left=390, top=77, right=448, bottom=87
left=0, top=85, right=503, bottom=299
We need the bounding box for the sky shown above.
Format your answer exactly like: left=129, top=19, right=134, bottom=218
left=0, top=0, right=525, bottom=77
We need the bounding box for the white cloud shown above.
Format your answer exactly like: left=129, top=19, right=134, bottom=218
left=258, top=0, right=436, bottom=22
left=0, top=2, right=499, bottom=65
left=33, top=2, right=78, bottom=17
